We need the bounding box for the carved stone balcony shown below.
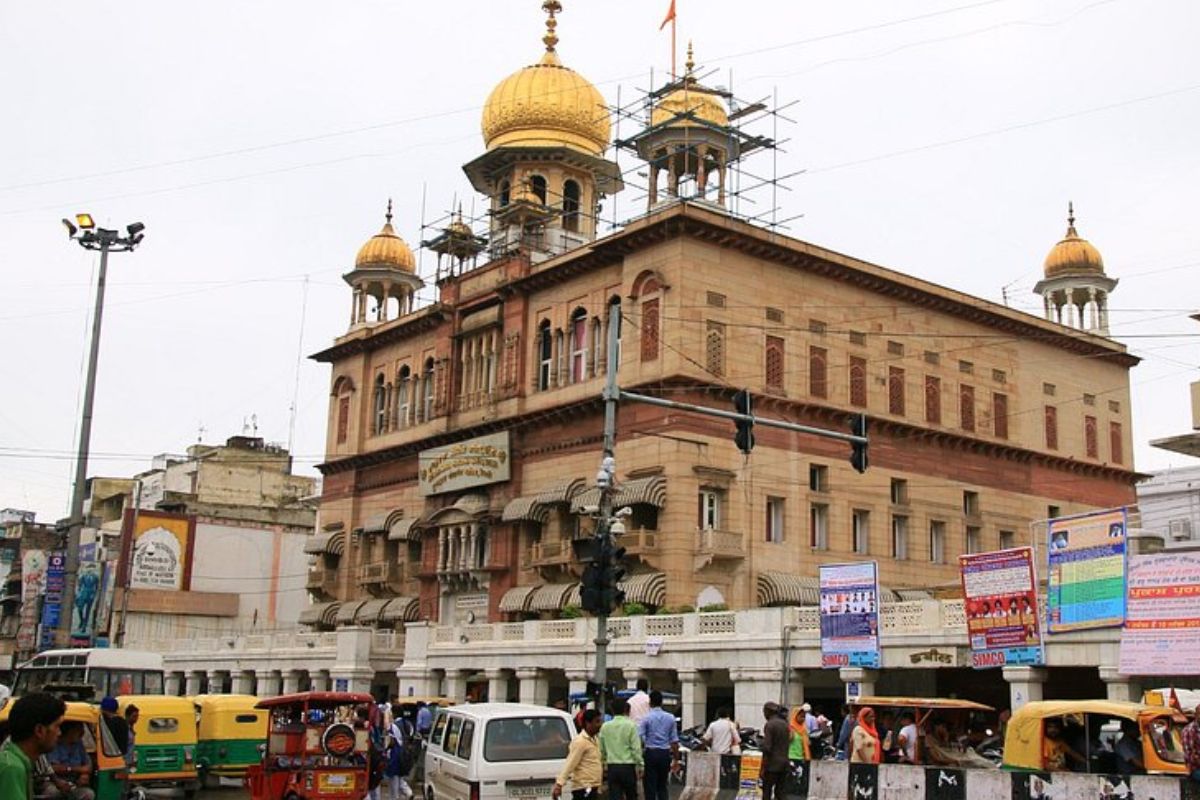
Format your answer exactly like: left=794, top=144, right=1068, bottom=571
left=306, top=566, right=338, bottom=598
left=695, top=529, right=746, bottom=569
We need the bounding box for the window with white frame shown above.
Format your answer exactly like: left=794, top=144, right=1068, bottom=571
left=892, top=515, right=909, bottom=560
left=852, top=509, right=870, bottom=554
left=810, top=503, right=829, bottom=550
left=809, top=464, right=829, bottom=492
left=421, top=359, right=434, bottom=420
left=929, top=520, right=946, bottom=564
left=698, top=489, right=722, bottom=530
left=570, top=309, right=588, bottom=383
left=766, top=497, right=785, bottom=543
left=538, top=321, right=553, bottom=390
left=396, top=365, right=411, bottom=428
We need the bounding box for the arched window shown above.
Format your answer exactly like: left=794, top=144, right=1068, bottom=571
left=608, top=297, right=623, bottom=372
left=570, top=308, right=588, bottom=383
left=538, top=320, right=553, bottom=391
left=641, top=298, right=660, bottom=362
left=765, top=336, right=784, bottom=389
left=332, top=375, right=355, bottom=444
left=591, top=317, right=603, bottom=376
left=373, top=374, right=387, bottom=435
left=498, top=180, right=511, bottom=208
left=397, top=365, right=411, bottom=428
left=705, top=321, right=725, bottom=377
left=849, top=357, right=867, bottom=408
left=530, top=175, right=548, bottom=205
left=421, top=358, right=435, bottom=421
left=563, top=179, right=581, bottom=231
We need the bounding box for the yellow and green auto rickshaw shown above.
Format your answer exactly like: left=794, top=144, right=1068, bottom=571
left=1003, top=700, right=1190, bottom=776
left=120, top=694, right=202, bottom=797
left=192, top=693, right=269, bottom=787
left=55, top=701, right=129, bottom=800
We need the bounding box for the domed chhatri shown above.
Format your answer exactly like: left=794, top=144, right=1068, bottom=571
left=650, top=44, right=729, bottom=130
left=1032, top=203, right=1117, bottom=335
left=355, top=200, right=416, bottom=273
left=480, top=0, right=611, bottom=156
left=1043, top=202, right=1105, bottom=278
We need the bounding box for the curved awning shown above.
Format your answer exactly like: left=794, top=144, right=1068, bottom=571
left=619, top=572, right=666, bottom=607
left=355, top=598, right=391, bottom=624
left=501, top=495, right=550, bottom=525
left=304, top=533, right=332, bottom=555
left=564, top=583, right=581, bottom=607
left=388, top=517, right=420, bottom=542
left=499, top=584, right=539, bottom=613
left=535, top=478, right=586, bottom=507
left=571, top=476, right=667, bottom=514
left=326, top=531, right=346, bottom=557
left=336, top=599, right=368, bottom=625
left=298, top=601, right=340, bottom=627
left=528, top=583, right=576, bottom=612
left=379, top=596, right=419, bottom=623
left=361, top=513, right=389, bottom=534
left=757, top=571, right=820, bottom=607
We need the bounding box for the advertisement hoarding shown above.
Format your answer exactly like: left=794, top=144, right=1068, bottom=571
left=1046, top=507, right=1128, bottom=633
left=119, top=509, right=196, bottom=592
left=959, top=547, right=1044, bottom=668
left=819, top=562, right=881, bottom=669
left=38, top=551, right=66, bottom=650
left=1118, top=552, right=1200, bottom=675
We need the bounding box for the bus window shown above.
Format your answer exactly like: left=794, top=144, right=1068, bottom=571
left=88, top=670, right=109, bottom=699
left=110, top=671, right=139, bottom=696
left=143, top=671, right=163, bottom=694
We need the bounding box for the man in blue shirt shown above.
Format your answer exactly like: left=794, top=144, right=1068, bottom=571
left=636, top=691, right=678, bottom=800
left=45, top=720, right=94, bottom=800
left=415, top=702, right=433, bottom=738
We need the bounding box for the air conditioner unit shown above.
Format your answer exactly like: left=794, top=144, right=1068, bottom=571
left=1169, top=519, right=1193, bottom=541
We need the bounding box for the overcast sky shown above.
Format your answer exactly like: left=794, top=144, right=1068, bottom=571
left=2, top=0, right=1198, bottom=521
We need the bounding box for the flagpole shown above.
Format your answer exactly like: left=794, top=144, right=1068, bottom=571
left=671, top=15, right=677, bottom=80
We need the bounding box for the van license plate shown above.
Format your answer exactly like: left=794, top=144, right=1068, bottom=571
left=319, top=773, right=356, bottom=792
left=508, top=783, right=552, bottom=798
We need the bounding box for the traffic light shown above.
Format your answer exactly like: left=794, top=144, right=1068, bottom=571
left=601, top=544, right=627, bottom=611
left=733, top=389, right=755, bottom=454
left=849, top=413, right=869, bottom=474
left=580, top=539, right=627, bottom=615
left=580, top=561, right=605, bottom=615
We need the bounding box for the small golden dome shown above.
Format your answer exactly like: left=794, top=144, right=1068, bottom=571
left=1044, top=203, right=1105, bottom=278
left=355, top=201, right=416, bottom=273
left=650, top=43, right=728, bottom=129
left=480, top=2, right=611, bottom=156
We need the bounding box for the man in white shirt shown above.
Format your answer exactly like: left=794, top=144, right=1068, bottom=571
left=702, top=707, right=741, bottom=755
left=627, top=679, right=651, bottom=724
left=897, top=712, right=918, bottom=764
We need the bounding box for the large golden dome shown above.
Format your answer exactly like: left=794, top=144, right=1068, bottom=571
left=480, top=3, right=610, bottom=156
left=1044, top=204, right=1104, bottom=278
left=355, top=202, right=416, bottom=273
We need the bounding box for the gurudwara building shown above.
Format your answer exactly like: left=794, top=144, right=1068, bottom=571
left=278, top=3, right=1145, bottom=714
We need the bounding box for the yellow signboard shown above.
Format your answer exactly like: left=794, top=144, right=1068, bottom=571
left=121, top=510, right=195, bottom=591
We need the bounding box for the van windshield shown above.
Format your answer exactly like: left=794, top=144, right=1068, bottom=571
left=484, top=717, right=571, bottom=763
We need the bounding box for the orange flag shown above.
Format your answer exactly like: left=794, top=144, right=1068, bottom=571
left=659, top=0, right=676, bottom=30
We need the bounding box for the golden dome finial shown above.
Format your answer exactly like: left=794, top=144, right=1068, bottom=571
left=1067, top=200, right=1076, bottom=234
left=385, top=198, right=394, bottom=225
left=685, top=41, right=695, bottom=76
left=1043, top=201, right=1104, bottom=278
left=542, top=0, right=562, bottom=52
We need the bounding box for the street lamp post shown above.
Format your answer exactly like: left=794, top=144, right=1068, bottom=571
left=58, top=214, right=145, bottom=648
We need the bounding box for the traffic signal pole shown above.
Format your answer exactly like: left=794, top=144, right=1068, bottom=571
left=592, top=303, right=622, bottom=715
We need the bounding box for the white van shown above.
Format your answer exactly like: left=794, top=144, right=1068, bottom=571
left=423, top=703, right=576, bottom=800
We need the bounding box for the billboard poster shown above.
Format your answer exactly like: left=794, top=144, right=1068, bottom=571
left=819, top=562, right=881, bottom=669
left=70, top=560, right=104, bottom=645
left=120, top=509, right=195, bottom=591
left=418, top=431, right=510, bottom=496
left=959, top=547, right=1044, bottom=668
left=94, top=559, right=119, bottom=639
left=15, top=549, right=47, bottom=653
left=1119, top=552, right=1200, bottom=675
left=38, top=551, right=66, bottom=650
left=1046, top=507, right=1128, bottom=633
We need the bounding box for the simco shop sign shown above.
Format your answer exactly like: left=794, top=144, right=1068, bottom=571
left=418, top=432, right=511, bottom=496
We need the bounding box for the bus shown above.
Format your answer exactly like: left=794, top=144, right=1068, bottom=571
left=12, top=648, right=164, bottom=699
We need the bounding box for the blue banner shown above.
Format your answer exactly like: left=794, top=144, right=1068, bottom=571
left=38, top=551, right=66, bottom=650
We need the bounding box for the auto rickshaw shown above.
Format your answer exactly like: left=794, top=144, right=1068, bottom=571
left=850, top=696, right=998, bottom=767
left=193, top=693, right=269, bottom=787
left=119, top=694, right=202, bottom=797
left=40, top=701, right=130, bottom=800
left=1002, top=700, right=1189, bottom=775
left=245, top=691, right=374, bottom=800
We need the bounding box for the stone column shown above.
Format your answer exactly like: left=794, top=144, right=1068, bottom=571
left=257, top=671, right=282, bottom=698
left=667, top=151, right=679, bottom=196
left=380, top=285, right=390, bottom=322
left=730, top=667, right=782, bottom=728
left=648, top=160, right=659, bottom=207
left=207, top=670, right=226, bottom=694
left=1002, top=666, right=1046, bottom=711
left=1099, top=668, right=1137, bottom=703
left=623, top=668, right=648, bottom=691
left=516, top=668, right=550, bottom=707
left=232, top=670, right=255, bottom=696
left=565, top=670, right=590, bottom=699
left=312, top=670, right=333, bottom=692
left=282, top=670, right=303, bottom=695
left=717, top=153, right=727, bottom=205
left=1098, top=293, right=1110, bottom=333
left=164, top=672, right=182, bottom=696
left=185, top=671, right=204, bottom=696
left=443, top=669, right=470, bottom=703
left=1086, top=288, right=1098, bottom=329
left=783, top=669, right=805, bottom=710
left=838, top=668, right=879, bottom=703
left=486, top=669, right=512, bottom=703
left=397, top=666, right=440, bottom=699
left=678, top=669, right=708, bottom=730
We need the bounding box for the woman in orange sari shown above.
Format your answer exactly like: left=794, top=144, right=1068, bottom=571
left=788, top=707, right=811, bottom=760
left=849, top=707, right=881, bottom=764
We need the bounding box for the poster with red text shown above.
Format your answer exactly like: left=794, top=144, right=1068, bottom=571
left=960, top=547, right=1044, bottom=668
left=1119, top=552, right=1200, bottom=675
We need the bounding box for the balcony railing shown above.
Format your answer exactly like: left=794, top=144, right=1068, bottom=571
left=696, top=529, right=746, bottom=560
left=307, top=567, right=337, bottom=597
